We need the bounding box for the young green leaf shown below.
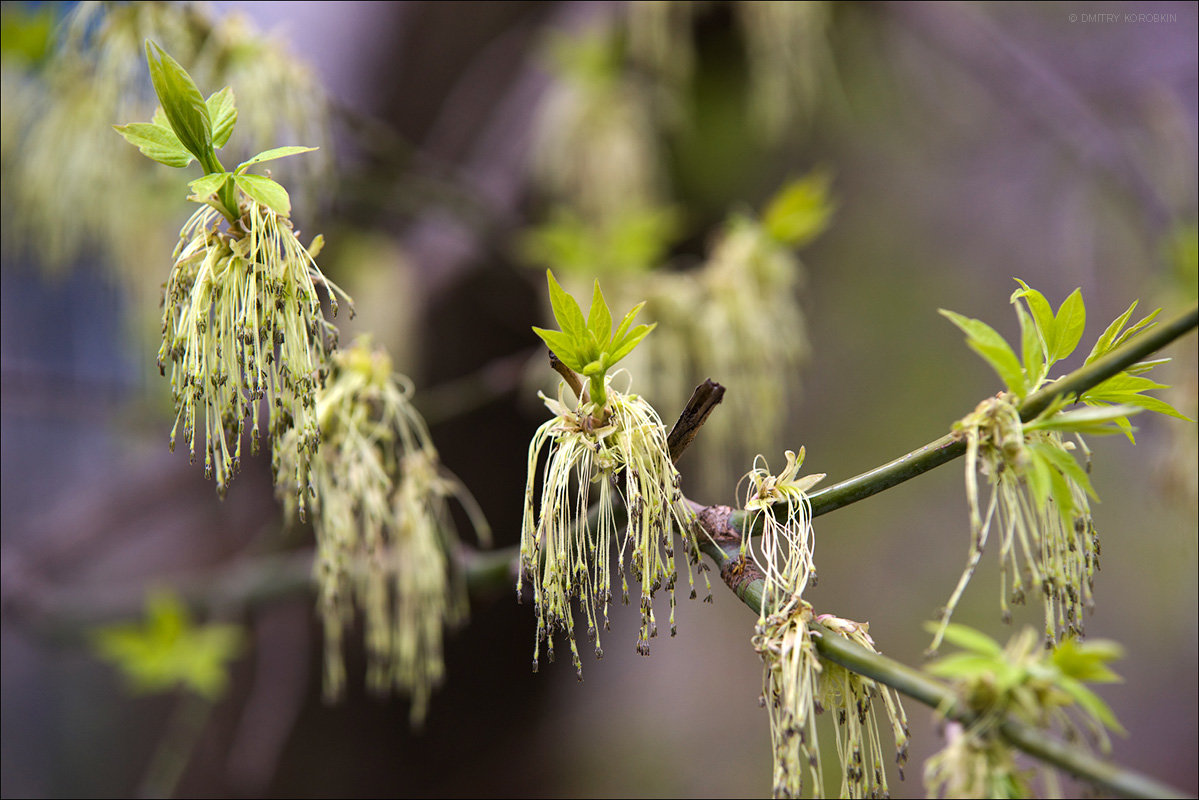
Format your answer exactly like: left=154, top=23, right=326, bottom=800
left=610, top=300, right=647, bottom=347
left=545, top=269, right=586, bottom=341
left=206, top=87, right=238, bottom=149
left=1052, top=638, right=1124, bottom=683
left=1028, top=440, right=1096, bottom=504
left=1016, top=303, right=1046, bottom=388
left=1085, top=300, right=1138, bottom=364
left=531, top=327, right=584, bottom=371
left=1123, top=357, right=1171, bottom=376
left=607, top=322, right=655, bottom=367
left=939, top=309, right=1027, bottom=396
left=762, top=171, right=835, bottom=247
left=1081, top=371, right=1191, bottom=430
left=234, top=174, right=290, bottom=216
left=144, top=40, right=213, bottom=163
left=91, top=590, right=244, bottom=700
left=236, top=145, right=318, bottom=172
left=924, top=652, right=1001, bottom=681
left=924, top=622, right=1004, bottom=657
left=1018, top=445, right=1050, bottom=509
left=1025, top=404, right=1142, bottom=436
left=1055, top=675, right=1126, bottom=734
left=189, top=172, right=231, bottom=201
left=1050, top=288, right=1086, bottom=363
left=1012, top=278, right=1055, bottom=349
left=1085, top=306, right=1162, bottom=364
left=113, top=121, right=193, bottom=168
left=586, top=280, right=613, bottom=346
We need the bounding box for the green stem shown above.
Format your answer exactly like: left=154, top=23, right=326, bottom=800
left=588, top=373, right=607, bottom=412
left=729, top=301, right=1198, bottom=537
left=137, top=690, right=213, bottom=799
left=695, top=534, right=1189, bottom=800
left=197, top=151, right=240, bottom=225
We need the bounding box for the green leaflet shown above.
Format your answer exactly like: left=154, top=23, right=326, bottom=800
left=586, top=281, right=612, bottom=346
left=206, top=87, right=238, bottom=149
left=533, top=270, right=655, bottom=408
left=1052, top=637, right=1123, bottom=684
left=938, top=309, right=1027, bottom=396
left=112, top=120, right=193, bottom=168
left=762, top=170, right=835, bottom=247
left=234, top=174, right=291, bottom=216
left=1050, top=288, right=1086, bottom=364
left=188, top=172, right=230, bottom=200
left=145, top=40, right=213, bottom=164
left=237, top=146, right=319, bottom=171
left=91, top=590, right=244, bottom=700
left=1011, top=279, right=1085, bottom=369
left=926, top=622, right=1004, bottom=658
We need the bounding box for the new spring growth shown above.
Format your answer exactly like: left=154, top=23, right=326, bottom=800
left=277, top=338, right=489, bottom=725
left=924, top=623, right=1125, bottom=799
left=740, top=448, right=825, bottom=615
left=520, top=271, right=708, bottom=677
left=115, top=42, right=351, bottom=504
left=933, top=280, right=1186, bottom=651
left=92, top=589, right=245, bottom=702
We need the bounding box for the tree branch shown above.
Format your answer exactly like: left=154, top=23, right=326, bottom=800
left=14, top=304, right=1193, bottom=798
left=667, top=379, right=726, bottom=463
left=728, top=301, right=1198, bottom=535
left=693, top=523, right=1190, bottom=800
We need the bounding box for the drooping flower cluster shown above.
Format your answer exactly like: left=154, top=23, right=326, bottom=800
left=930, top=393, right=1099, bottom=652
left=740, top=448, right=824, bottom=607
left=815, top=615, right=911, bottom=799
left=160, top=198, right=347, bottom=501
left=743, top=451, right=908, bottom=799
left=519, top=376, right=708, bottom=676
left=935, top=282, right=1186, bottom=652
left=755, top=604, right=912, bottom=800
left=112, top=40, right=351, bottom=502
left=277, top=338, right=489, bottom=724
left=754, top=595, right=824, bottom=798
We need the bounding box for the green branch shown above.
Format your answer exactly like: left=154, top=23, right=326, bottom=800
left=695, top=531, right=1189, bottom=800
left=729, top=301, right=1198, bottom=535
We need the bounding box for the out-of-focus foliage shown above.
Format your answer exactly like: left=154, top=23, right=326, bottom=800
left=924, top=624, right=1124, bottom=798
left=278, top=338, right=489, bottom=725
left=521, top=4, right=839, bottom=498
left=1, top=1, right=331, bottom=281
left=92, top=590, right=244, bottom=700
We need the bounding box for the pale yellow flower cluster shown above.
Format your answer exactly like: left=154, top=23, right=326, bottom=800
left=519, top=376, right=708, bottom=676
left=279, top=339, right=488, bottom=724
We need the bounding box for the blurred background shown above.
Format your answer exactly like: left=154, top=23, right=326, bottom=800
left=1, top=1, right=1195, bottom=797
